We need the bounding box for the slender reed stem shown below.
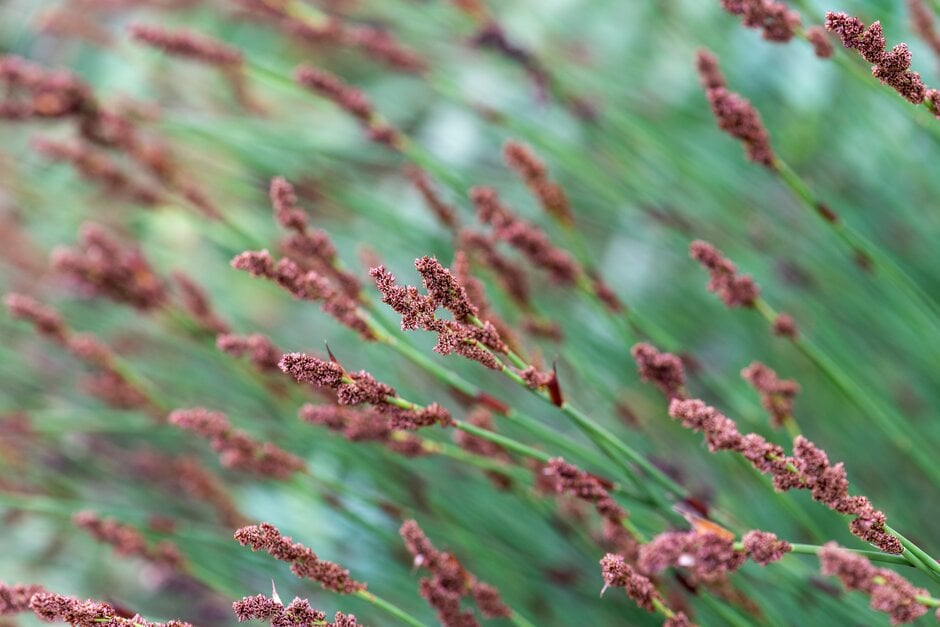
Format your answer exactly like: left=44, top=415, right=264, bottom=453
left=355, top=590, right=429, bottom=627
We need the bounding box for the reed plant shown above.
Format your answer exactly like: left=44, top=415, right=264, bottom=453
left=3, top=0, right=940, bottom=625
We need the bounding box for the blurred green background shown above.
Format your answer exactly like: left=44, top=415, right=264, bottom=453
left=2, top=0, right=940, bottom=624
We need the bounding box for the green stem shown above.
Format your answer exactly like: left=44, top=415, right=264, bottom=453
left=775, top=158, right=940, bottom=329
left=753, top=298, right=940, bottom=487
left=887, top=525, right=940, bottom=578
left=355, top=590, right=428, bottom=627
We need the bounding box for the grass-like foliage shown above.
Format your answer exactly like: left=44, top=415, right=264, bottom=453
left=3, top=0, right=940, bottom=625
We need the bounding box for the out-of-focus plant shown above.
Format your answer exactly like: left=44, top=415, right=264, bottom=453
left=3, top=0, right=940, bottom=625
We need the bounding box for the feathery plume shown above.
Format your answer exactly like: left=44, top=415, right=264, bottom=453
left=819, top=543, right=929, bottom=624
left=825, top=12, right=928, bottom=104
left=696, top=51, right=775, bottom=168
left=741, top=530, right=793, bottom=566
left=168, top=408, right=306, bottom=479
left=234, top=522, right=365, bottom=593
left=689, top=240, right=760, bottom=308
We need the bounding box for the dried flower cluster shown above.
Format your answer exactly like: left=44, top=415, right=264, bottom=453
left=696, top=50, right=776, bottom=169
left=741, top=361, right=799, bottom=427
left=503, top=140, right=572, bottom=225
left=280, top=353, right=452, bottom=429
left=73, top=511, right=185, bottom=568
left=719, top=0, right=801, bottom=42
left=237, top=0, right=425, bottom=73
left=453, top=408, right=513, bottom=487
left=29, top=592, right=192, bottom=627
left=4, top=293, right=156, bottom=414
left=631, top=342, right=687, bottom=400
left=457, top=230, right=531, bottom=307
left=129, top=449, right=247, bottom=528
left=299, top=403, right=428, bottom=457
left=371, top=257, right=509, bottom=369
left=909, top=0, right=940, bottom=61
left=807, top=26, right=834, bottom=59
left=129, top=24, right=242, bottom=66
left=168, top=407, right=306, bottom=479
left=233, top=593, right=360, bottom=626
left=667, top=397, right=902, bottom=553
left=400, top=519, right=511, bottom=626
left=772, top=312, right=799, bottom=338
left=295, top=66, right=399, bottom=146
left=1, top=582, right=46, bottom=615
left=172, top=272, right=230, bottom=334
left=217, top=333, right=284, bottom=373
left=231, top=249, right=374, bottom=340
left=825, top=12, right=930, bottom=104
left=689, top=239, right=760, bottom=308
left=269, top=177, right=361, bottom=298
left=600, top=554, right=698, bottom=626
left=0, top=55, right=93, bottom=120
left=405, top=166, right=459, bottom=231
left=470, top=187, right=581, bottom=286
left=819, top=543, right=929, bottom=624
left=32, top=137, right=163, bottom=206
left=234, top=522, right=365, bottom=594
left=543, top=457, right=634, bottom=560
left=638, top=529, right=790, bottom=584
left=52, top=223, right=168, bottom=311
